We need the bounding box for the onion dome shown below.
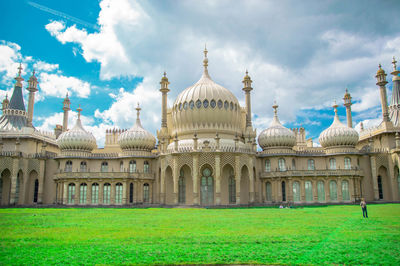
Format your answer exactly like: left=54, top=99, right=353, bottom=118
left=118, top=104, right=156, bottom=151
left=57, top=106, right=96, bottom=152
left=376, top=64, right=385, bottom=75
left=319, top=103, right=359, bottom=148
left=172, top=47, right=241, bottom=138
left=258, top=103, right=296, bottom=150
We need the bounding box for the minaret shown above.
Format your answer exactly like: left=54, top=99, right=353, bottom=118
left=62, top=93, right=71, bottom=132
left=26, top=70, right=38, bottom=127
left=343, top=88, right=353, bottom=127
left=375, top=64, right=390, bottom=122
left=2, top=94, right=9, bottom=112
left=135, top=102, right=142, bottom=126
left=242, top=70, right=253, bottom=128
left=389, top=56, right=400, bottom=126
left=159, top=72, right=170, bottom=129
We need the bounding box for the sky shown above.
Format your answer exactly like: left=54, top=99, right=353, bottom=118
left=1, top=0, right=399, bottom=147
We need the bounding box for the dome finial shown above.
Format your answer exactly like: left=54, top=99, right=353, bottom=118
left=77, top=104, right=82, bottom=120
left=393, top=56, right=397, bottom=71
left=14, top=62, right=24, bottom=87
left=333, top=100, right=339, bottom=117
left=203, top=44, right=209, bottom=77
left=135, top=102, right=142, bottom=126
left=272, top=101, right=278, bottom=116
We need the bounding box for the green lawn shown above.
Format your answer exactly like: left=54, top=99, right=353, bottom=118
left=0, top=204, right=399, bottom=265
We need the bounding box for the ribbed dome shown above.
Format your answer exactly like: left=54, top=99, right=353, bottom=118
left=258, top=104, right=296, bottom=150
left=118, top=104, right=156, bottom=151
left=319, top=105, right=358, bottom=148
left=172, top=48, right=242, bottom=138
left=57, top=107, right=96, bottom=152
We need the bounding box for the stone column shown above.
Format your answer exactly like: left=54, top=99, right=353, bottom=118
left=370, top=156, right=379, bottom=200
left=74, top=182, right=79, bottom=205
left=287, top=178, right=293, bottom=202
left=37, top=160, right=45, bottom=204
left=9, top=158, right=19, bottom=205
left=122, top=181, right=127, bottom=204
left=300, top=179, right=305, bottom=202
left=99, top=183, right=104, bottom=205
left=87, top=182, right=92, bottom=205
left=215, top=154, right=221, bottom=205
left=173, top=156, right=178, bottom=204
left=312, top=179, right=318, bottom=202
left=337, top=178, right=342, bottom=202
left=63, top=182, right=68, bottom=204
left=248, top=157, right=255, bottom=203
left=193, top=154, right=199, bottom=205
left=134, top=181, right=138, bottom=203
left=235, top=155, right=241, bottom=204
left=110, top=182, right=115, bottom=205
left=325, top=179, right=330, bottom=202
left=277, top=179, right=282, bottom=202
left=160, top=158, right=165, bottom=204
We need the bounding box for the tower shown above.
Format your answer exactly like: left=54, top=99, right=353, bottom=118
left=159, top=72, right=170, bottom=129
left=242, top=70, right=253, bottom=128
left=343, top=88, right=353, bottom=128
left=389, top=56, right=400, bottom=126
left=2, top=94, right=9, bottom=112
left=26, top=70, right=38, bottom=127
left=375, top=64, right=390, bottom=122
left=62, top=93, right=71, bottom=132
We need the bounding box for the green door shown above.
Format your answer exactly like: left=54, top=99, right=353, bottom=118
left=201, top=168, right=213, bottom=205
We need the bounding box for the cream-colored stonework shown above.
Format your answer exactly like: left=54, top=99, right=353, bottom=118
left=1, top=55, right=400, bottom=207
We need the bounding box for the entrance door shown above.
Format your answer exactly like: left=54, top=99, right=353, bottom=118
left=201, top=168, right=213, bottom=205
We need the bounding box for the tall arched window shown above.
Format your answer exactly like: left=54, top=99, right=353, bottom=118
left=377, top=176, right=383, bottom=199
left=144, top=161, right=150, bottom=173
left=129, top=183, right=134, bottom=203
left=68, top=183, right=75, bottom=204
left=344, top=157, right=351, bottom=170
left=33, top=179, right=39, bottom=203
left=329, top=180, right=337, bottom=201
left=178, top=170, right=185, bottom=204
left=143, top=183, right=149, bottom=203
left=115, top=183, right=123, bottom=204
left=317, top=181, right=325, bottom=201
left=80, top=161, right=87, bottom=172
left=278, top=158, right=286, bottom=172
left=266, top=182, right=272, bottom=202
left=308, top=159, right=315, bottom=170
left=282, top=181, right=286, bottom=201
left=229, top=175, right=236, bottom=204
left=342, top=180, right=349, bottom=201
left=15, top=174, right=21, bottom=204
left=293, top=181, right=300, bottom=202
left=65, top=161, right=73, bottom=172
left=292, top=159, right=296, bottom=170
left=91, top=183, right=99, bottom=204
left=80, top=183, right=87, bottom=204
left=120, top=161, right=124, bottom=172
left=329, top=158, right=336, bottom=170
left=129, top=160, right=136, bottom=173
left=103, top=183, right=111, bottom=204
left=101, top=162, right=108, bottom=172
left=265, top=159, right=271, bottom=172
left=305, top=181, right=313, bottom=202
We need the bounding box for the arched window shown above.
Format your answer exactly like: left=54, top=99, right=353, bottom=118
left=129, top=160, right=136, bottom=173
left=266, top=182, right=272, bottom=202
left=115, top=183, right=123, bottom=204
left=80, top=183, right=87, bottom=204
left=329, top=180, right=337, bottom=201
left=293, top=181, right=300, bottom=202
left=265, top=159, right=271, bottom=172
left=344, top=157, right=351, bottom=170
left=317, top=181, right=325, bottom=201
left=178, top=170, right=185, bottom=204
left=129, top=183, right=134, bottom=203
left=282, top=181, right=286, bottom=202
left=143, top=183, right=149, bottom=203
left=103, top=183, right=111, bottom=204
left=308, top=159, right=315, bottom=170
left=120, top=161, right=124, bottom=172
left=91, top=183, right=99, bottom=204
left=229, top=175, right=236, bottom=204
left=68, top=183, right=75, bottom=204
left=342, top=180, right=349, bottom=201
left=377, top=176, right=383, bottom=199
left=15, top=173, right=21, bottom=204
left=305, top=181, right=313, bottom=202
left=278, top=158, right=286, bottom=172
left=101, top=162, right=108, bottom=172
left=329, top=158, right=336, bottom=170
left=33, top=179, right=39, bottom=203
left=65, top=161, right=73, bottom=172
left=292, top=159, right=296, bottom=170
left=144, top=161, right=150, bottom=173
left=80, top=161, right=87, bottom=172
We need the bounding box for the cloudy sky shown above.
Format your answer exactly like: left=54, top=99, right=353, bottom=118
left=1, top=0, right=399, bottom=147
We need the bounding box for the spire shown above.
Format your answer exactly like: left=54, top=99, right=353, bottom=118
left=135, top=102, right=142, bottom=127
left=389, top=56, right=400, bottom=126
left=9, top=64, right=26, bottom=111
left=77, top=105, right=82, bottom=120
left=202, top=44, right=210, bottom=78
left=393, top=56, right=397, bottom=72
left=14, top=63, right=24, bottom=87
left=27, top=69, right=38, bottom=92
left=333, top=101, right=340, bottom=122
left=271, top=101, right=281, bottom=125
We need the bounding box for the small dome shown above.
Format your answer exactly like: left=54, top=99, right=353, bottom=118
left=57, top=106, right=96, bottom=152
left=319, top=104, right=358, bottom=148
left=118, top=104, right=156, bottom=151
left=376, top=64, right=385, bottom=75
left=258, top=103, right=296, bottom=150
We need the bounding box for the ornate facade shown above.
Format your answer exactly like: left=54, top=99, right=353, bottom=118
left=1, top=52, right=400, bottom=206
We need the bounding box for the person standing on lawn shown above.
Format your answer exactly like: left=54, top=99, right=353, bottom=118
left=360, top=198, right=368, bottom=218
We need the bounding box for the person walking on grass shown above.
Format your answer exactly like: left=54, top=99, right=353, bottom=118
left=360, top=198, right=368, bottom=218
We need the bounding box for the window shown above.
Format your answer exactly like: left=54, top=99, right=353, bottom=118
left=68, top=183, right=75, bottom=204
left=120, top=161, right=124, bottom=172
left=103, top=183, right=111, bottom=204
left=317, top=181, right=325, bottom=202
left=329, top=158, right=336, bottom=170
left=65, top=161, right=73, bottom=172
left=278, top=158, right=286, bottom=171
left=293, top=181, right=300, bottom=202
left=224, top=101, right=229, bottom=110
left=282, top=181, right=286, bottom=202
left=129, top=183, right=134, bottom=203
left=101, top=162, right=108, bottom=172
left=229, top=175, right=236, bottom=204
left=144, top=161, right=150, bottom=173
left=80, top=161, right=87, bottom=172
left=91, top=183, right=99, bottom=204
left=33, top=179, right=39, bottom=203
left=115, top=183, right=123, bottom=204
left=342, top=180, right=349, bottom=201
left=305, top=181, right=313, bottom=202
left=129, top=160, right=136, bottom=173
left=143, top=183, right=149, bottom=203
left=308, top=159, right=315, bottom=170
left=266, top=182, right=272, bottom=202
left=292, top=159, right=296, bottom=170
left=217, top=100, right=223, bottom=109
left=329, top=181, right=337, bottom=201
left=265, top=159, right=271, bottom=172
left=377, top=176, right=383, bottom=199
left=210, top=99, right=216, bottom=108
left=196, top=100, right=202, bottom=108
left=230, top=102, right=233, bottom=110
left=79, top=183, right=87, bottom=204
left=189, top=100, right=194, bottom=109
left=203, top=99, right=209, bottom=108
left=344, top=157, right=351, bottom=170
left=183, top=102, right=188, bottom=110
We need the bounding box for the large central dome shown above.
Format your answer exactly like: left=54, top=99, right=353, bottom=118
left=172, top=48, right=242, bottom=138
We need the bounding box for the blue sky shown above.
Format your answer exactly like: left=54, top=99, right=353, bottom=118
left=1, top=0, right=399, bottom=147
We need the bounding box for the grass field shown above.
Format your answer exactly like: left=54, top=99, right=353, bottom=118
left=0, top=204, right=399, bottom=265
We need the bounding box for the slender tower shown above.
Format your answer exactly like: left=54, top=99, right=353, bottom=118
left=62, top=93, right=71, bottom=132
left=242, top=70, right=253, bottom=128
left=375, top=64, right=390, bottom=122
left=343, top=88, right=353, bottom=128
left=26, top=70, right=38, bottom=127
left=389, top=56, right=400, bottom=126
left=160, top=72, right=170, bottom=129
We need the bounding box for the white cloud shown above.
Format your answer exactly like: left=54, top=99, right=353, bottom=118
left=38, top=72, right=92, bottom=98
left=33, top=60, right=59, bottom=72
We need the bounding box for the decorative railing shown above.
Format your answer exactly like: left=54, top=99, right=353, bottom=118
left=260, top=168, right=363, bottom=178
left=54, top=171, right=155, bottom=180
left=0, top=151, right=57, bottom=159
